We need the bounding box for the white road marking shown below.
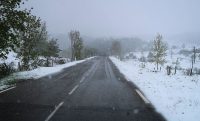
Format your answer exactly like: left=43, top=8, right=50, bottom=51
left=135, top=89, right=150, bottom=104
left=79, top=77, right=85, bottom=83
left=0, top=86, right=16, bottom=94
left=54, top=73, right=68, bottom=81
left=68, top=85, right=79, bottom=95
left=45, top=101, right=64, bottom=121
left=79, top=62, right=98, bottom=84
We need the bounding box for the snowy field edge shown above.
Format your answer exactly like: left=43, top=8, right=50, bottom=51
left=0, top=56, right=96, bottom=91
left=109, top=56, right=200, bottom=121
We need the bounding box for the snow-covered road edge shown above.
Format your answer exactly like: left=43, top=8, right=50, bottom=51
left=0, top=56, right=96, bottom=91
left=109, top=56, right=200, bottom=121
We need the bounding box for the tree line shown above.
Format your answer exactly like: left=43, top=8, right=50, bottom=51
left=0, top=0, right=60, bottom=77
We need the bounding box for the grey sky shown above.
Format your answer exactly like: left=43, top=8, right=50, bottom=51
left=26, top=0, right=200, bottom=39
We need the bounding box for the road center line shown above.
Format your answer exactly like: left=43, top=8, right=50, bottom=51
left=45, top=101, right=64, bottom=121
left=54, top=73, right=68, bottom=81
left=79, top=62, right=98, bottom=84
left=135, top=89, right=150, bottom=104
left=0, top=86, right=16, bottom=94
left=80, top=77, right=85, bottom=83
left=68, top=85, right=79, bottom=95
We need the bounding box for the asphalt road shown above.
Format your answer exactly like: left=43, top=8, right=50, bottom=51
left=0, top=57, right=166, bottom=121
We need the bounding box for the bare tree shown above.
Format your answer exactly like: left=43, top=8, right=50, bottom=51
left=152, top=33, right=167, bottom=70
left=69, top=30, right=83, bottom=61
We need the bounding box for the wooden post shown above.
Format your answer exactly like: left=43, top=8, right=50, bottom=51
left=18, top=62, right=21, bottom=71
left=194, top=46, right=196, bottom=64
left=175, top=66, right=177, bottom=74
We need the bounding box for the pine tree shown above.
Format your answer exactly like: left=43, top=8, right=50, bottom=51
left=152, top=33, right=167, bottom=70
left=41, top=38, right=60, bottom=67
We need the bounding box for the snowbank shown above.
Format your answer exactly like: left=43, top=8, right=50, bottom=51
left=0, top=56, right=95, bottom=90
left=110, top=56, right=200, bottom=121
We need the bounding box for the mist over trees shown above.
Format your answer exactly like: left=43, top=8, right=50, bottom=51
left=83, top=47, right=98, bottom=58
left=55, top=34, right=149, bottom=58
left=111, top=40, right=122, bottom=59
left=82, top=37, right=148, bottom=56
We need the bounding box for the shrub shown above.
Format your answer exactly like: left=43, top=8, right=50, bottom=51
left=183, top=68, right=192, bottom=76
left=139, top=56, right=146, bottom=62
left=56, top=58, right=66, bottom=64
left=0, top=63, right=15, bottom=79
left=179, top=49, right=192, bottom=56
left=194, top=68, right=200, bottom=75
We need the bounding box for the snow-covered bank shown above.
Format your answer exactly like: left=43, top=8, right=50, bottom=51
left=110, top=57, right=200, bottom=121
left=0, top=56, right=95, bottom=90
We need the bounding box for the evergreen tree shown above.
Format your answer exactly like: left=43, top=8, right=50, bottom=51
left=42, top=38, right=60, bottom=67
left=47, top=39, right=60, bottom=57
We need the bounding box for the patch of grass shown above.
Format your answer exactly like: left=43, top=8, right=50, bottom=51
left=3, top=77, right=17, bottom=85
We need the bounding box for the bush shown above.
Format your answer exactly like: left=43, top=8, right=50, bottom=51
left=139, top=63, right=145, bottom=68
left=0, top=63, right=15, bottom=79
left=183, top=68, right=192, bottom=76
left=56, top=58, right=66, bottom=64
left=139, top=56, right=146, bottom=62
left=124, top=53, right=137, bottom=59
left=179, top=49, right=192, bottom=56
left=194, top=68, right=200, bottom=75
left=37, top=59, right=46, bottom=66
left=129, top=53, right=137, bottom=59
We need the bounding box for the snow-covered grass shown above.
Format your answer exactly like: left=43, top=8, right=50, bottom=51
left=0, top=56, right=95, bottom=91
left=110, top=56, right=200, bottom=121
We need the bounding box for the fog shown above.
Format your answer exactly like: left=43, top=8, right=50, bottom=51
left=26, top=0, right=200, bottom=40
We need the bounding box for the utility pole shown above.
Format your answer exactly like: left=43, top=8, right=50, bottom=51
left=69, top=31, right=75, bottom=61
left=174, top=58, right=178, bottom=74
left=193, top=46, right=196, bottom=64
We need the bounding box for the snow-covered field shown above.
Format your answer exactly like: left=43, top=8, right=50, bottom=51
left=0, top=57, right=95, bottom=91
left=110, top=50, right=200, bottom=121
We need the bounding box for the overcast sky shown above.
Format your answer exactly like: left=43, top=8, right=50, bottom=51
left=25, top=0, right=200, bottom=39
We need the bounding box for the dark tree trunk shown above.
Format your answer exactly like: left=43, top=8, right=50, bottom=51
left=174, top=66, right=177, bottom=74
left=156, top=62, right=158, bottom=70
left=46, top=58, right=49, bottom=67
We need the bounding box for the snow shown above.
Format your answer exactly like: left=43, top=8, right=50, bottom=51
left=0, top=51, right=20, bottom=69
left=0, top=56, right=95, bottom=90
left=110, top=55, right=200, bottom=121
